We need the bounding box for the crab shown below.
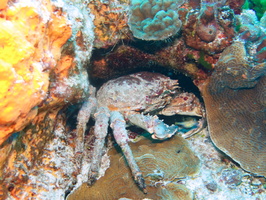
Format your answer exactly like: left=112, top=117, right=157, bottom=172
left=75, top=72, right=205, bottom=193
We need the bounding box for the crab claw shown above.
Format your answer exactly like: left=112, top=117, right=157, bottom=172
left=152, top=120, right=178, bottom=140
left=127, top=114, right=178, bottom=140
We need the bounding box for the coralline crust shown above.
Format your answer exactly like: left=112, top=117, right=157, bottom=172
left=201, top=41, right=266, bottom=177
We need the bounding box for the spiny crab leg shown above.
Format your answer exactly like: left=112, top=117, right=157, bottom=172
left=127, top=113, right=178, bottom=140
left=110, top=111, right=147, bottom=193
left=88, top=106, right=110, bottom=185
left=76, top=86, right=97, bottom=155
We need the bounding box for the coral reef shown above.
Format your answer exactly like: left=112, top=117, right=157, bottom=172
left=221, top=169, right=243, bottom=189
left=186, top=128, right=266, bottom=199
left=0, top=0, right=265, bottom=199
left=237, top=9, right=265, bottom=41
left=200, top=40, right=266, bottom=176
left=0, top=4, right=61, bottom=144
left=236, top=9, right=266, bottom=62
left=89, top=42, right=210, bottom=83
left=226, top=0, right=246, bottom=14
left=67, top=134, right=199, bottom=200
left=75, top=72, right=204, bottom=193
left=128, top=0, right=184, bottom=40
left=196, top=4, right=218, bottom=43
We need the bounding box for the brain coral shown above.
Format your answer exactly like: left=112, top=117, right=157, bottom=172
left=201, top=41, right=266, bottom=177
left=67, top=134, right=199, bottom=199
left=128, top=0, right=184, bottom=40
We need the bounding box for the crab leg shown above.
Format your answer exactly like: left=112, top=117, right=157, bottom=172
left=88, top=106, right=110, bottom=185
left=110, top=111, right=147, bottom=193
left=76, top=86, right=97, bottom=154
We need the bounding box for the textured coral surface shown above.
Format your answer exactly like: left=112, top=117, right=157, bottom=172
left=0, top=112, right=79, bottom=199
left=200, top=41, right=266, bottom=176
left=67, top=134, right=199, bottom=200
left=88, top=0, right=130, bottom=48
left=128, top=0, right=184, bottom=40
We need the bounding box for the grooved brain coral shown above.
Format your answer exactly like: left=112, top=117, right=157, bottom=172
left=201, top=41, right=266, bottom=177
left=67, top=135, right=199, bottom=200
left=128, top=0, right=184, bottom=40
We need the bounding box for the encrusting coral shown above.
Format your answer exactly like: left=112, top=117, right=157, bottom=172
left=128, top=0, right=184, bottom=40
left=1, top=0, right=266, bottom=199
left=196, top=4, right=218, bottom=43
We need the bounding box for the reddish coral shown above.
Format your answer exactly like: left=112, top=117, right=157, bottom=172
left=226, top=0, right=246, bottom=14
left=183, top=3, right=235, bottom=54
left=196, top=5, right=217, bottom=43
left=188, top=0, right=201, bottom=9
left=255, top=37, right=266, bottom=63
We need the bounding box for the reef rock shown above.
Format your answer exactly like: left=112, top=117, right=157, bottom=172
left=88, top=0, right=131, bottom=49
